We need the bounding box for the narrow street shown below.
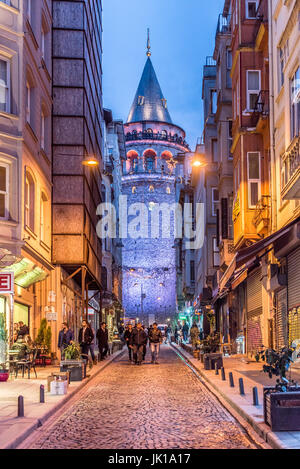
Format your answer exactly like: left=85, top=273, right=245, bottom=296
left=26, top=346, right=256, bottom=450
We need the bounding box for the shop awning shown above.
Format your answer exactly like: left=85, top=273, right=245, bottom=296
left=1, top=258, right=48, bottom=288
left=236, top=215, right=300, bottom=268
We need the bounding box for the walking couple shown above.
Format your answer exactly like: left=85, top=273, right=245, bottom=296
left=124, top=322, right=162, bottom=365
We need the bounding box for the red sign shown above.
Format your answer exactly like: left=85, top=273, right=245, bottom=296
left=0, top=272, right=14, bottom=294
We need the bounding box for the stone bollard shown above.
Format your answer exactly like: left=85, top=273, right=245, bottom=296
left=215, top=363, right=219, bottom=375
left=239, top=378, right=245, bottom=395
left=253, top=386, right=259, bottom=406
left=40, top=385, right=45, bottom=403
left=221, top=367, right=226, bottom=381
left=229, top=372, right=234, bottom=387
left=18, top=395, right=24, bottom=417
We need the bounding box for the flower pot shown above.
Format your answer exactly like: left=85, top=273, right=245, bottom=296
left=60, top=360, right=86, bottom=382
left=264, top=386, right=300, bottom=431
left=0, top=370, right=9, bottom=382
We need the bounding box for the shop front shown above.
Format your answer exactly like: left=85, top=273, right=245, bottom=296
left=287, top=246, right=300, bottom=362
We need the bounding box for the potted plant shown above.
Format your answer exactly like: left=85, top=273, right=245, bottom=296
left=60, top=343, right=87, bottom=381
left=261, top=346, right=300, bottom=431
left=35, top=318, right=52, bottom=365
left=200, top=332, right=223, bottom=370
left=0, top=311, right=8, bottom=382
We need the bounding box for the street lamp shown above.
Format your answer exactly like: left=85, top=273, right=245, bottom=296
left=192, top=153, right=207, bottom=168
left=82, top=156, right=99, bottom=167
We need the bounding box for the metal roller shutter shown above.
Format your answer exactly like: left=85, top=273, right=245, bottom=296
left=288, top=247, right=300, bottom=310
left=247, top=269, right=263, bottom=354
left=275, top=289, right=288, bottom=350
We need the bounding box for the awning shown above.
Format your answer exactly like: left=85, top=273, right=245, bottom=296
left=236, top=215, right=300, bottom=268
left=1, top=258, right=48, bottom=288
left=219, top=254, right=237, bottom=292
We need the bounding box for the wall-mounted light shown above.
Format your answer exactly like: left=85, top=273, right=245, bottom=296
left=82, top=156, right=99, bottom=167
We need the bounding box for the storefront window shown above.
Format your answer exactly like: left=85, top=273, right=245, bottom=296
left=0, top=296, right=7, bottom=364
left=14, top=302, right=29, bottom=328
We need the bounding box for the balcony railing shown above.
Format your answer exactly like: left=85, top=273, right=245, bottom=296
left=125, top=131, right=190, bottom=150
left=216, top=14, right=231, bottom=35
left=205, top=56, right=217, bottom=67
left=253, top=195, right=271, bottom=229
left=251, top=90, right=269, bottom=126
left=281, top=136, right=300, bottom=200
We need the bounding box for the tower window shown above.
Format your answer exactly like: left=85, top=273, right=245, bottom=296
left=161, top=99, right=167, bottom=108
left=132, top=186, right=137, bottom=194
left=149, top=185, right=154, bottom=193
left=138, top=96, right=144, bottom=105
left=166, top=186, right=171, bottom=194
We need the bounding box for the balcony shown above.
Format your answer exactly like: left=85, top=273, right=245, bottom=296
left=216, top=14, right=231, bottom=35
left=125, top=131, right=190, bottom=150
left=253, top=195, right=271, bottom=235
left=251, top=90, right=269, bottom=130
left=281, top=137, right=300, bottom=200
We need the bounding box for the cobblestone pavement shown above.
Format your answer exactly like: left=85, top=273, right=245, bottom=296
left=30, top=346, right=256, bottom=449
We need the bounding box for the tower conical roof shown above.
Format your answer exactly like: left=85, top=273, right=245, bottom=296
left=127, top=57, right=173, bottom=124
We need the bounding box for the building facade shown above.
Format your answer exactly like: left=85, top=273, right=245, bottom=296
left=121, top=45, right=190, bottom=325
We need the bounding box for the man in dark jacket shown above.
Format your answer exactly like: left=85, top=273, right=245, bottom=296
left=78, top=319, right=95, bottom=363
left=148, top=322, right=163, bottom=364
left=18, top=321, right=29, bottom=338
left=58, top=322, right=74, bottom=359
left=129, top=322, right=147, bottom=365
left=96, top=322, right=109, bottom=360
left=124, top=324, right=133, bottom=362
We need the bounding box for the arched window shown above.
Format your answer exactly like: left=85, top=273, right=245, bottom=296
left=149, top=185, right=154, bottom=193
left=147, top=128, right=153, bottom=137
left=40, top=191, right=48, bottom=243
left=132, top=186, right=137, bottom=194
left=143, top=149, right=156, bottom=172
left=127, top=150, right=139, bottom=173
left=166, top=186, right=171, bottom=194
left=161, top=130, right=167, bottom=139
left=25, top=171, right=35, bottom=231
left=161, top=150, right=173, bottom=160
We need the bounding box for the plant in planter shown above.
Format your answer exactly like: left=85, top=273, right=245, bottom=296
left=200, top=332, right=223, bottom=370
left=60, top=343, right=86, bottom=382
left=0, top=312, right=8, bottom=381
left=260, top=346, right=300, bottom=431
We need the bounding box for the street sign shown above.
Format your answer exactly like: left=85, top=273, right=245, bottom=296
left=0, top=272, right=14, bottom=294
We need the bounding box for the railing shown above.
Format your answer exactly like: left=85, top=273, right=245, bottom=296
left=205, top=56, right=217, bottom=67
left=281, top=137, right=300, bottom=193
left=216, top=14, right=231, bottom=35
left=251, top=90, right=269, bottom=126
left=125, top=131, right=190, bottom=150
left=122, top=168, right=175, bottom=177
left=253, top=195, right=271, bottom=228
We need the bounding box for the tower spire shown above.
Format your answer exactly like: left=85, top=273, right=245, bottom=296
left=146, top=28, right=151, bottom=57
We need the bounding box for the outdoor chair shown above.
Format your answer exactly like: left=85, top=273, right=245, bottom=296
left=15, top=349, right=38, bottom=379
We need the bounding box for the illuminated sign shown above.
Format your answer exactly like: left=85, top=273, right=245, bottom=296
left=0, top=272, right=14, bottom=294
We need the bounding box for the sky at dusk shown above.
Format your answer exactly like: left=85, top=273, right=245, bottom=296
left=102, top=0, right=225, bottom=149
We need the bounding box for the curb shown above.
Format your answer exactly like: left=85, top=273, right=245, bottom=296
left=171, top=344, right=285, bottom=450
left=3, top=348, right=125, bottom=450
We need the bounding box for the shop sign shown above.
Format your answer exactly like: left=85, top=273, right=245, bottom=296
left=46, top=312, right=57, bottom=321
left=0, top=272, right=14, bottom=294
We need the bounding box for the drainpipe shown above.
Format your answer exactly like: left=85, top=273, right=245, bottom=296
left=268, top=0, right=277, bottom=235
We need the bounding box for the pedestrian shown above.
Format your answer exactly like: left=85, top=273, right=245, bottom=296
left=190, top=323, right=200, bottom=350
left=58, top=322, right=74, bottom=360
left=165, top=324, right=172, bottom=344
left=79, top=319, right=96, bottom=364
left=96, top=322, right=109, bottom=361
left=142, top=325, right=148, bottom=360
left=174, top=326, right=179, bottom=343
left=18, top=321, right=29, bottom=338
left=148, top=322, right=163, bottom=364
left=182, top=321, right=189, bottom=343
left=129, top=322, right=147, bottom=365
left=124, top=324, right=133, bottom=361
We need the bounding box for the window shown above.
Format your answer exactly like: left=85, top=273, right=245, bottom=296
left=149, top=185, right=154, bottom=193
left=247, top=70, right=260, bottom=110
left=41, top=28, right=45, bottom=60
left=161, top=98, right=167, bottom=108
left=246, top=1, right=258, bottom=19
left=0, top=164, right=9, bottom=219
left=278, top=41, right=289, bottom=91
left=247, top=152, right=261, bottom=208
left=40, top=192, right=48, bottom=243
left=212, top=139, right=218, bottom=162
left=137, top=96, right=144, bottom=105
left=26, top=0, right=32, bottom=23
left=166, top=186, right=171, bottom=194
left=228, top=120, right=233, bottom=159
left=290, top=67, right=300, bottom=140
left=281, top=155, right=288, bottom=191
left=234, top=160, right=241, bottom=194
left=0, top=58, right=10, bottom=113
left=190, top=260, right=195, bottom=283
left=132, top=186, right=137, bottom=194
left=213, top=237, right=220, bottom=267
left=226, top=49, right=232, bottom=88
left=26, top=81, right=31, bottom=124
left=228, top=194, right=233, bottom=239
left=212, top=187, right=219, bottom=216
left=25, top=171, right=35, bottom=231
left=41, top=110, right=45, bottom=150
left=210, top=89, right=217, bottom=114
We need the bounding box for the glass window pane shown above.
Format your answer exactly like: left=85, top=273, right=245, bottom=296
left=250, top=182, right=259, bottom=206
left=248, top=71, right=259, bottom=90
left=0, top=166, right=6, bottom=191
left=250, top=93, right=258, bottom=109
left=0, top=194, right=5, bottom=217
left=248, top=153, right=260, bottom=179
